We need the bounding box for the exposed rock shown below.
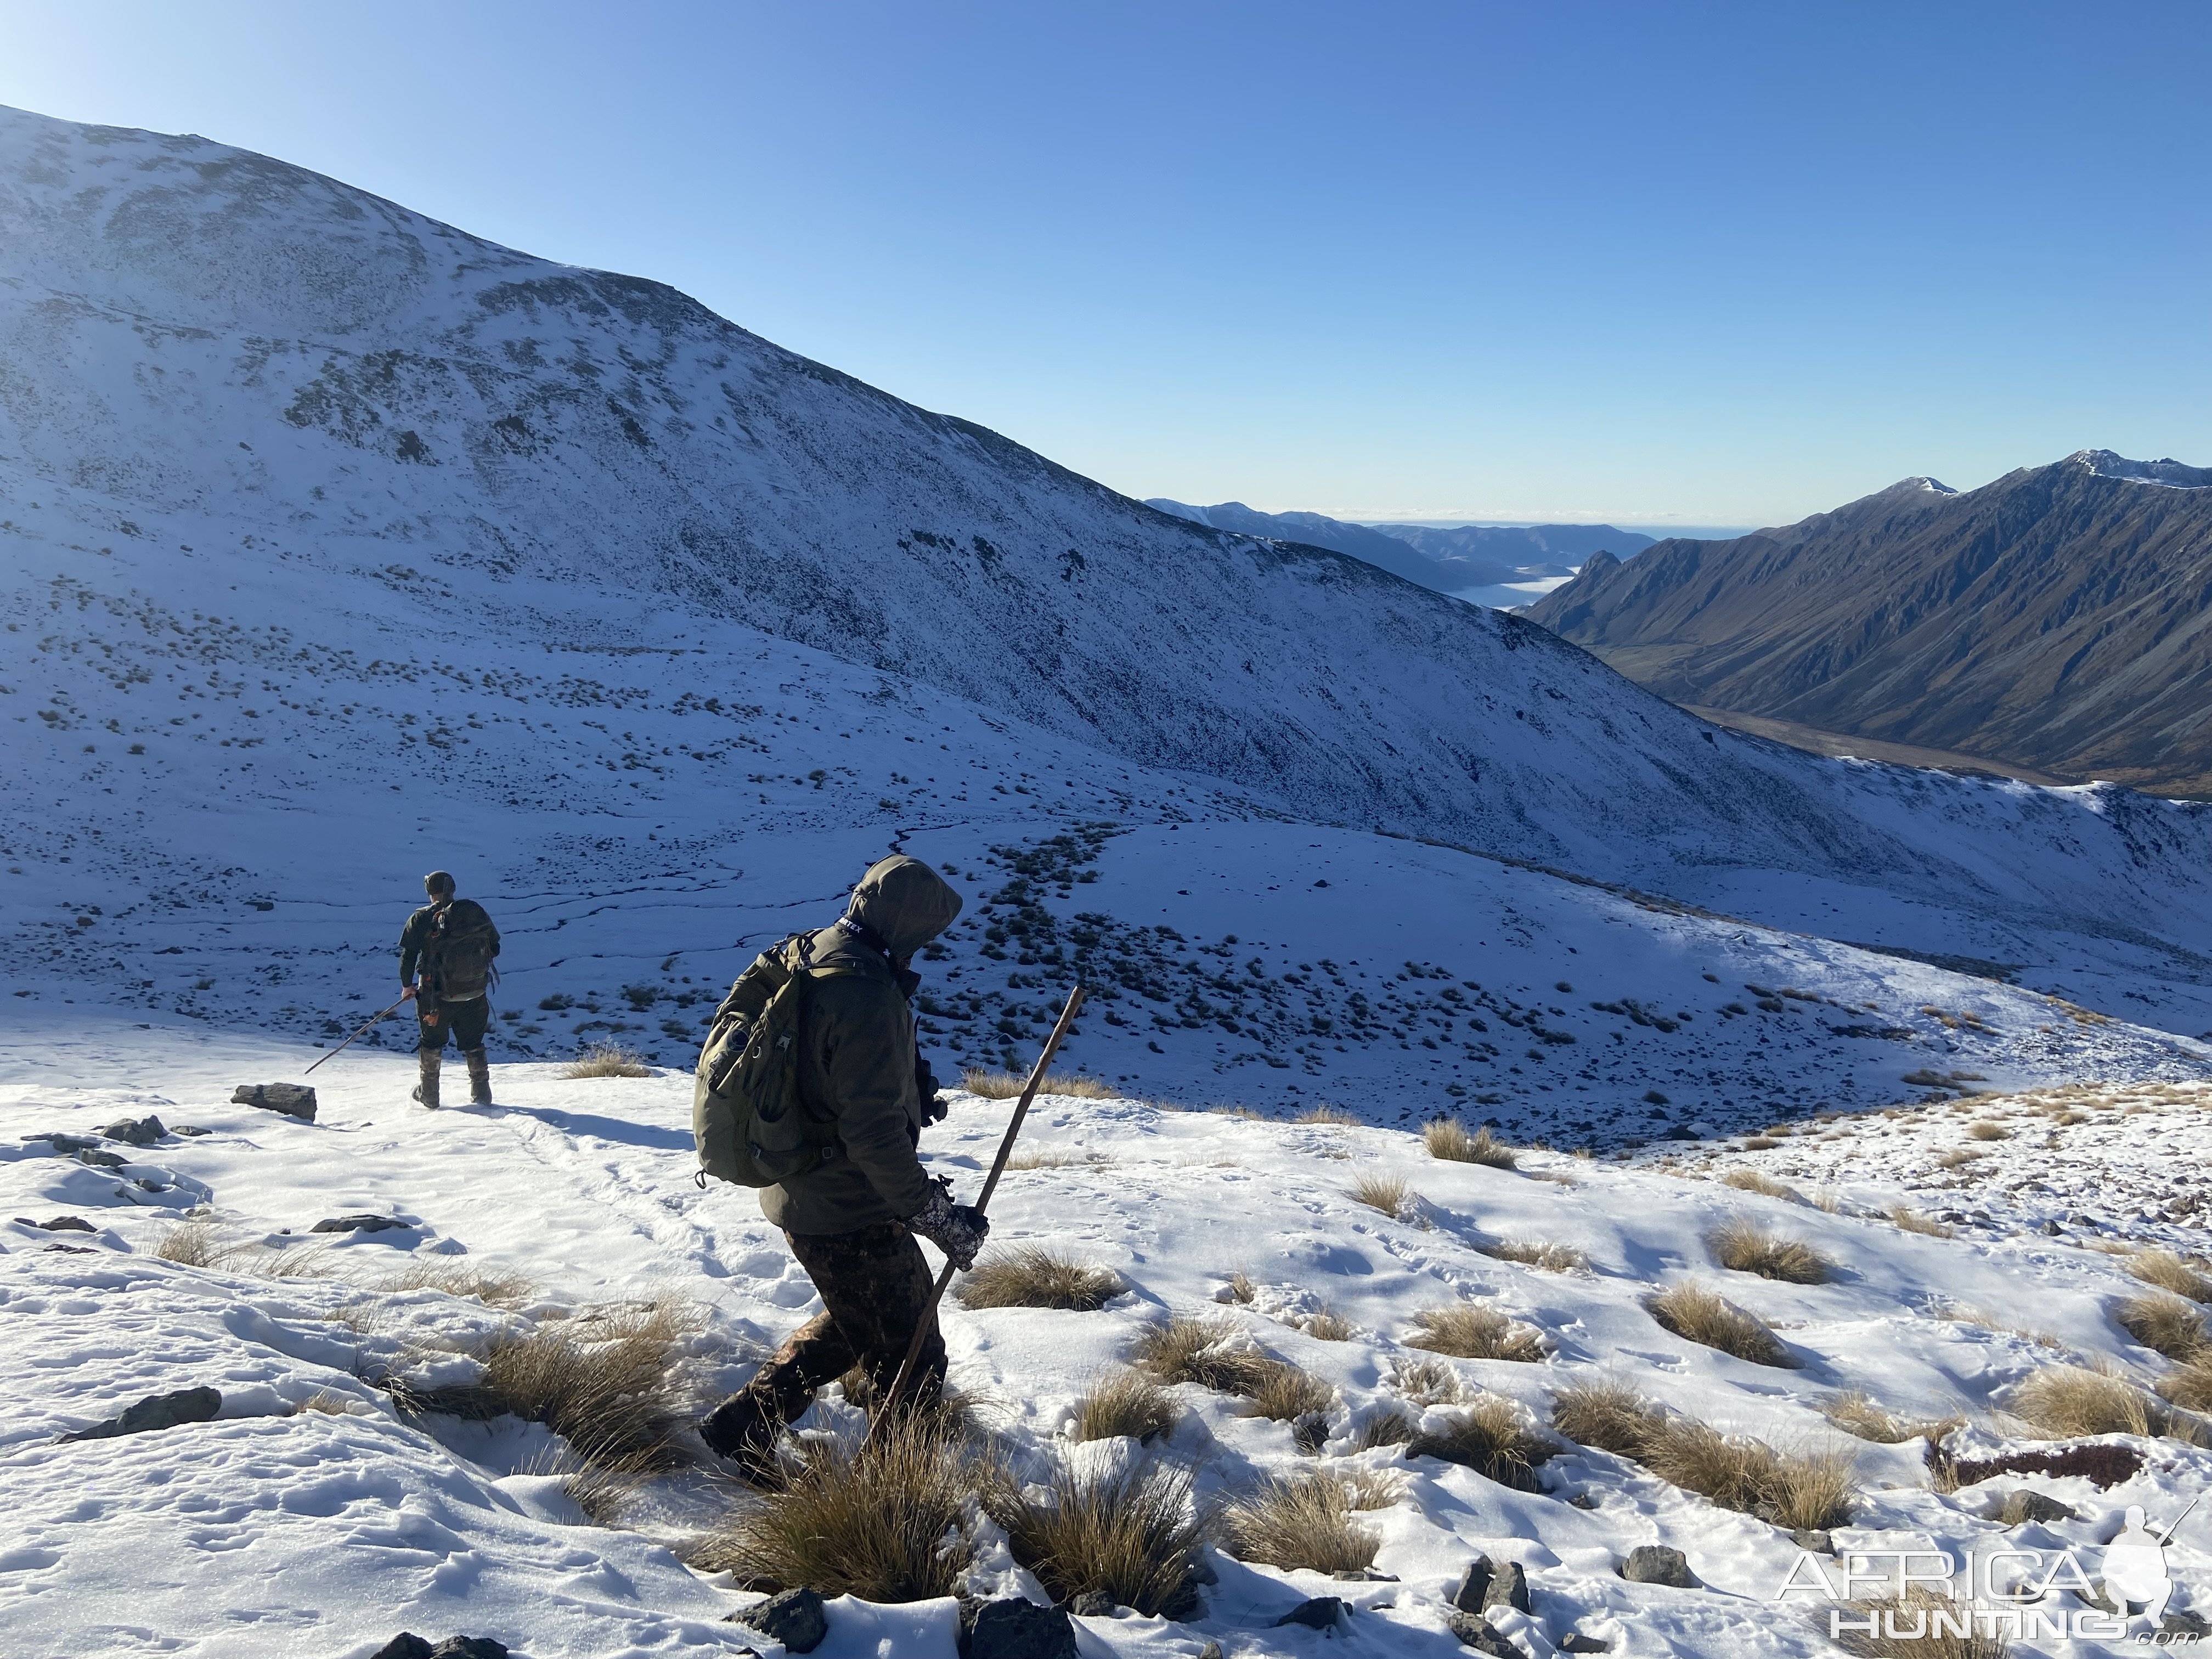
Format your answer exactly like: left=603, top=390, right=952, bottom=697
left=1565, top=1491, right=1598, bottom=1510
left=1068, top=1590, right=1116, bottom=1617
left=1452, top=1555, right=1495, bottom=1612
left=368, top=1638, right=433, bottom=1659
left=1620, top=1545, right=1697, bottom=1588
left=963, top=1597, right=1076, bottom=1659
left=1186, top=1550, right=1219, bottom=1585
left=174, top=1124, right=213, bottom=1137
left=1195, top=1646, right=1223, bottom=1659
left=1483, top=1560, right=1531, bottom=1616
left=745, top=1587, right=827, bottom=1654
left=232, top=1082, right=317, bottom=1122
left=75, top=1148, right=126, bottom=1169
left=34, top=1133, right=100, bottom=1153
left=60, top=1386, right=222, bottom=1443
left=1560, top=1635, right=1611, bottom=1653
left=100, top=1115, right=166, bottom=1146
left=2163, top=1611, right=2211, bottom=1638
left=311, top=1214, right=410, bottom=1234
left=42, top=1244, right=95, bottom=1254
left=1791, top=1529, right=1835, bottom=1554
left=429, top=1641, right=510, bottom=1659
left=1996, top=1489, right=2077, bottom=1526
left=1446, top=1609, right=1518, bottom=1655
left=18, top=1216, right=94, bottom=1231
left=1274, top=1596, right=1350, bottom=1630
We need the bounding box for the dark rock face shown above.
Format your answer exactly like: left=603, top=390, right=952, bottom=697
left=60, top=1386, right=222, bottom=1442
left=368, top=1637, right=433, bottom=1659
left=1559, top=1634, right=1611, bottom=1652
left=1791, top=1528, right=1835, bottom=1554
left=311, top=1214, right=409, bottom=1234
left=75, top=1148, right=127, bottom=1168
left=1485, top=1561, right=1531, bottom=1615
left=963, top=1598, right=1077, bottom=1659
left=232, top=1082, right=318, bottom=1121
left=429, top=1641, right=510, bottom=1659
left=1068, top=1591, right=1116, bottom=1617
left=1620, top=1545, right=1698, bottom=1588
left=1452, top=1555, right=1495, bottom=1612
left=1526, top=452, right=2212, bottom=794
left=1446, top=1609, right=1518, bottom=1655
left=18, top=1216, right=94, bottom=1231
left=746, top=1587, right=828, bottom=1654
left=1274, top=1596, right=1350, bottom=1630
left=100, top=1115, right=166, bottom=1146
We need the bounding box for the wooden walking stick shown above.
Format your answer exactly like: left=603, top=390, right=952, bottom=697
left=304, top=994, right=411, bottom=1075
left=867, top=982, right=1086, bottom=1442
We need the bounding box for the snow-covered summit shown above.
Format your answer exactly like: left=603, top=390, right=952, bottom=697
left=2067, top=450, right=2212, bottom=489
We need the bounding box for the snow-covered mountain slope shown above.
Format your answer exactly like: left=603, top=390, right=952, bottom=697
left=4, top=1029, right=2207, bottom=1657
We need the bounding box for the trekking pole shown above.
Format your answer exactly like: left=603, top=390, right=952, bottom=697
left=304, top=994, right=410, bottom=1076
left=867, top=982, right=1086, bottom=1442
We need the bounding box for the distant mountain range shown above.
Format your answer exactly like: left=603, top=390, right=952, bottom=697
left=1526, top=450, right=2212, bottom=794
left=1145, top=499, right=1655, bottom=592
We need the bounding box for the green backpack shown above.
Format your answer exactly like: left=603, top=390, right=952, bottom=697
left=692, top=932, right=849, bottom=1186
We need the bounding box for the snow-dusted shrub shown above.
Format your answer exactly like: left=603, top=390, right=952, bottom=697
left=1822, top=1391, right=1957, bottom=1446
left=1238, top=1361, right=1335, bottom=1425
left=1404, top=1302, right=1547, bottom=1363
left=1338, top=1467, right=1408, bottom=1510
left=1481, top=1238, right=1587, bottom=1272
left=695, top=1415, right=986, bottom=1600
left=1346, top=1171, right=1410, bottom=1217
left=2006, top=1363, right=2208, bottom=1444
left=1425, top=1120, right=1516, bottom=1168
left=1551, top=1378, right=1662, bottom=1457
left=2117, top=1291, right=2209, bottom=1362
left=561, top=1041, right=652, bottom=1078
left=1300, top=1306, right=1356, bottom=1341
left=1965, top=1120, right=2011, bottom=1141
left=1641, top=1420, right=1856, bottom=1531
left=1070, top=1372, right=1181, bottom=1444
left=1347, top=1407, right=1417, bottom=1451
left=468, top=1301, right=692, bottom=1468
left=1646, top=1282, right=1795, bottom=1367
left=1719, top=1168, right=1801, bottom=1202
left=1217, top=1471, right=1379, bottom=1575
left=1393, top=1357, right=1466, bottom=1406
left=153, top=1221, right=235, bottom=1267
left=1130, top=1316, right=1276, bottom=1395
left=991, top=1457, right=1205, bottom=1616
left=2158, top=1355, right=2212, bottom=1412
left=957, top=1246, right=1122, bottom=1312
left=1884, top=1205, right=1953, bottom=1238
left=1406, top=1393, right=1556, bottom=1491
left=2129, top=1248, right=2212, bottom=1304
left=1708, top=1217, right=1832, bottom=1285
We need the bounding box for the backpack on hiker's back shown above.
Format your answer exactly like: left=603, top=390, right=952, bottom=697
left=693, top=932, right=856, bottom=1186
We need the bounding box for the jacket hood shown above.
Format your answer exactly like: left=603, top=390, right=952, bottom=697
left=846, top=855, right=963, bottom=958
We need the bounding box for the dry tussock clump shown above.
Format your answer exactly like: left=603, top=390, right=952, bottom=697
left=561, top=1042, right=653, bottom=1079
left=1641, top=1420, right=1857, bottom=1531
left=991, top=1458, right=1204, bottom=1615
left=1719, top=1169, right=1802, bottom=1202
left=1646, top=1282, right=1795, bottom=1367
left=1885, top=1205, right=1954, bottom=1239
left=1393, top=1358, right=1466, bottom=1407
left=1239, top=1361, right=1336, bottom=1425
left=1481, top=1239, right=1587, bottom=1273
left=1338, top=1467, right=1407, bottom=1510
left=2006, top=1364, right=2207, bottom=1444
left=1348, top=1407, right=1417, bottom=1451
left=1003, top=1148, right=1102, bottom=1171
left=1741, top=1135, right=1783, bottom=1150
left=1965, top=1120, right=2011, bottom=1142
left=1130, top=1316, right=1276, bottom=1396
left=956, top=1246, right=1122, bottom=1312
left=693, top=1415, right=985, bottom=1599
left=1934, top=1148, right=1986, bottom=1169
left=1708, top=1217, right=1832, bottom=1284
left=1425, top=1120, right=1517, bottom=1168
left=381, top=1261, right=537, bottom=1309
left=1217, top=1471, right=1379, bottom=1575
left=962, top=1068, right=1117, bottom=1100
left=2159, top=1356, right=2212, bottom=1412
left=2117, top=1292, right=2209, bottom=1362
left=1835, top=1589, right=2011, bottom=1658
left=153, top=1221, right=237, bottom=1268
left=291, top=1389, right=355, bottom=1416
left=1407, top=1393, right=1556, bottom=1490
left=1300, top=1307, right=1355, bottom=1341
left=1404, top=1303, right=1547, bottom=1363
left=1071, top=1372, right=1181, bottom=1443
left=1551, top=1378, right=1663, bottom=1458
left=2130, top=1249, right=2212, bottom=1304
left=1347, top=1171, right=1410, bottom=1217
left=465, top=1302, right=692, bottom=1467
left=1821, top=1391, right=1958, bottom=1446
left=1293, top=1104, right=1362, bottom=1126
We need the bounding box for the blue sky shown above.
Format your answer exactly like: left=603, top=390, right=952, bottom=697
left=1, top=1, right=2204, bottom=526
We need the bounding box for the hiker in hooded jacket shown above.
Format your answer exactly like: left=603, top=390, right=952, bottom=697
left=398, top=871, right=502, bottom=1109
left=697, top=853, right=985, bottom=1481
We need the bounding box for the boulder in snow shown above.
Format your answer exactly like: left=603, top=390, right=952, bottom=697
left=741, top=1587, right=827, bottom=1654
left=232, top=1082, right=317, bottom=1122
left=1274, top=1595, right=1350, bottom=1630
left=311, top=1214, right=410, bottom=1234
left=962, top=1597, right=1076, bottom=1659
left=58, top=1385, right=221, bottom=1443
left=100, top=1115, right=166, bottom=1146
left=1620, top=1544, right=1698, bottom=1588
left=1446, top=1610, right=1520, bottom=1656
left=15, top=1216, right=94, bottom=1232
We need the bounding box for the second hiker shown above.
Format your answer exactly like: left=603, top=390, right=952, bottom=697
left=398, top=870, right=502, bottom=1108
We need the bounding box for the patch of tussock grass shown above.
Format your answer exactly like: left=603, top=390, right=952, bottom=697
left=956, top=1246, right=1122, bottom=1312
left=1070, top=1371, right=1181, bottom=1443
left=1821, top=1391, right=1959, bottom=1446
left=2117, top=1292, right=2209, bottom=1361
left=691, top=1414, right=986, bottom=1599
left=1481, top=1239, right=1587, bottom=1272
left=1300, top=1307, right=1355, bottom=1341
left=1003, top=1147, right=1102, bottom=1171
left=1719, top=1168, right=1802, bottom=1201
left=1551, top=1381, right=1854, bottom=1527
left=1708, top=1217, right=1832, bottom=1284
left=1404, top=1302, right=1547, bottom=1363
left=1294, top=1104, right=1362, bottom=1126
left=962, top=1068, right=1118, bottom=1100
left=1646, top=1282, right=1795, bottom=1367
left=561, top=1041, right=653, bottom=1079
left=2158, top=1356, right=2212, bottom=1412
left=1346, top=1170, right=1410, bottom=1217
left=1337, top=1467, right=1408, bottom=1510
left=153, top=1221, right=238, bottom=1268
left=380, top=1261, right=538, bottom=1309
left=1885, top=1205, right=1953, bottom=1238
left=1130, top=1316, right=1276, bottom=1395
left=1217, top=1471, right=1379, bottom=1575
left=1239, top=1361, right=1336, bottom=1425
left=1347, top=1407, right=1417, bottom=1451
left=291, top=1389, right=355, bottom=1416
left=1965, top=1120, right=2011, bottom=1142
left=1392, top=1357, right=1466, bottom=1407
left=991, top=1457, right=1205, bottom=1616
left=1425, top=1120, right=1516, bottom=1167
left=1834, top=1588, right=2011, bottom=1658
left=1934, top=1148, right=1986, bottom=1169
left=2005, top=1363, right=2208, bottom=1444
left=1741, top=1135, right=1783, bottom=1150
left=1550, top=1378, right=1663, bottom=1458
left=1406, top=1393, right=1556, bottom=1489
left=2130, top=1249, right=2212, bottom=1304
left=467, top=1301, right=693, bottom=1468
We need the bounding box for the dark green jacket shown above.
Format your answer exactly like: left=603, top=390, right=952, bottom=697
left=761, top=855, right=963, bottom=1235
left=399, top=899, right=501, bottom=1001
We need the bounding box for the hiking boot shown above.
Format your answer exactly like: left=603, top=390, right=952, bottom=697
left=412, top=1049, right=441, bottom=1109
left=463, top=1048, right=493, bottom=1106
left=699, top=1394, right=786, bottom=1486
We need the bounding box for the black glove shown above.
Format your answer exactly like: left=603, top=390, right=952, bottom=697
left=905, top=1178, right=989, bottom=1270
left=916, top=1050, right=947, bottom=1124
left=922, top=1092, right=950, bottom=1126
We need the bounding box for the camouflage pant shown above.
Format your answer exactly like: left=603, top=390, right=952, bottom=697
left=712, top=1220, right=946, bottom=1450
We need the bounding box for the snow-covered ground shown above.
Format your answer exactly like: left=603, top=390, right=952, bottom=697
left=2, top=1027, right=2207, bottom=1656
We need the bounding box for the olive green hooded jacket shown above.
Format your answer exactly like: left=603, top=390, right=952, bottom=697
left=760, top=854, right=963, bottom=1235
